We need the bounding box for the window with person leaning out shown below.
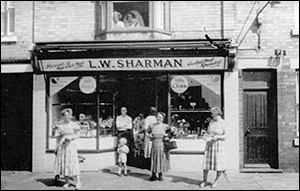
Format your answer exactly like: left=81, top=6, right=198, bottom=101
left=112, top=11, right=144, bottom=29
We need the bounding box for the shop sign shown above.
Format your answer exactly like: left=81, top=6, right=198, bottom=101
left=41, top=57, right=226, bottom=72
left=79, top=77, right=96, bottom=94
left=171, top=76, right=189, bottom=93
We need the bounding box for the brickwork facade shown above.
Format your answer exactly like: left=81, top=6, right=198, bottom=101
left=1, top=1, right=298, bottom=172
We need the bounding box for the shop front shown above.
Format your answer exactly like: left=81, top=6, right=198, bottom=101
left=32, top=39, right=240, bottom=172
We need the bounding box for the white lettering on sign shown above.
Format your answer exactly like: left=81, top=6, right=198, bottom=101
left=41, top=57, right=226, bottom=72
left=171, top=76, right=189, bottom=93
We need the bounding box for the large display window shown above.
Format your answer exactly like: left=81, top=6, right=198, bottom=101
left=170, top=74, right=222, bottom=138
left=47, top=73, right=223, bottom=151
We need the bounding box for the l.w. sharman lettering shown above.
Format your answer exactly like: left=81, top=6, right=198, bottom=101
left=42, top=57, right=226, bottom=71
left=89, top=59, right=182, bottom=69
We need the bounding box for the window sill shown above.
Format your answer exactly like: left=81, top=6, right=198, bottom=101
left=1, top=35, right=18, bottom=43
left=96, top=27, right=172, bottom=40
left=99, top=27, right=171, bottom=35
left=293, top=138, right=299, bottom=147
left=291, top=28, right=299, bottom=36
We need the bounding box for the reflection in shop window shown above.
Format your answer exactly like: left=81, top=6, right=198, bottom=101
left=113, top=1, right=149, bottom=28
left=170, top=75, right=222, bottom=139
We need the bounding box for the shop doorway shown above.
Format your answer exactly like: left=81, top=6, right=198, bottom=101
left=114, top=73, right=168, bottom=169
left=243, top=70, right=278, bottom=169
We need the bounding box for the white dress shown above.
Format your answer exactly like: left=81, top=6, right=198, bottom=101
left=54, top=121, right=80, bottom=176
left=202, top=119, right=227, bottom=171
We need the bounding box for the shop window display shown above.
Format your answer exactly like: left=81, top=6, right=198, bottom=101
left=170, top=75, right=222, bottom=138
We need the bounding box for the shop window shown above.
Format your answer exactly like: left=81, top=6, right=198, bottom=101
left=170, top=75, right=222, bottom=138
left=49, top=76, right=98, bottom=150
left=48, top=76, right=120, bottom=151
left=1, top=1, right=15, bottom=36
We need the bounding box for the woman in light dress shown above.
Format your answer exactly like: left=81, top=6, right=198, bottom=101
left=53, top=108, right=82, bottom=189
left=147, top=112, right=170, bottom=181
left=200, top=107, right=227, bottom=188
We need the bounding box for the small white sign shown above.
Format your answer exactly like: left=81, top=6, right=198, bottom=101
left=79, top=77, right=96, bottom=94
left=171, top=76, right=189, bottom=93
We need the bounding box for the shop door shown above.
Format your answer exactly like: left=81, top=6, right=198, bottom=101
left=243, top=70, right=278, bottom=168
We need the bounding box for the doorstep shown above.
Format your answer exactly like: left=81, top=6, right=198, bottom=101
left=240, top=168, right=283, bottom=173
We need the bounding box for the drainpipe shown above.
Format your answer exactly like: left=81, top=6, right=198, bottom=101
left=221, top=1, right=224, bottom=39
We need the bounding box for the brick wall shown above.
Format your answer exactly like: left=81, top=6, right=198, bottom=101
left=1, top=1, right=33, bottom=60
left=34, top=1, right=95, bottom=42
left=277, top=60, right=299, bottom=172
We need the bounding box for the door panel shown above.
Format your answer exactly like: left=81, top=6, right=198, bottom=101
left=244, top=91, right=269, bottom=163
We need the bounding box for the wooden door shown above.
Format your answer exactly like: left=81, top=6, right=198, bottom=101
left=243, top=70, right=278, bottom=167
left=243, top=91, right=269, bottom=163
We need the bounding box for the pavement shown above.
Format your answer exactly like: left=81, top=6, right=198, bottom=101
left=1, top=166, right=299, bottom=190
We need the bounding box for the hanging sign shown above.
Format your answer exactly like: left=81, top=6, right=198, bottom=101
left=79, top=77, right=96, bottom=94
left=171, top=76, right=189, bottom=93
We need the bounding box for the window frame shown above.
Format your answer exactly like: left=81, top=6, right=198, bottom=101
left=1, top=1, right=15, bottom=37
left=96, top=1, right=170, bottom=33
left=292, top=1, right=299, bottom=36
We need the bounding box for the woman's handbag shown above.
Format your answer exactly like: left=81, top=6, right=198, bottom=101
left=164, top=140, right=178, bottom=151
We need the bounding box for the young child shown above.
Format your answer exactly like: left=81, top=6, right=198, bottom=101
left=117, top=137, right=129, bottom=176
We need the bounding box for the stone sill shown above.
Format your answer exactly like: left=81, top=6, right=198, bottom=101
left=293, top=138, right=299, bottom=147
left=1, top=35, right=17, bottom=43
left=291, top=28, right=299, bottom=36
left=97, top=27, right=171, bottom=36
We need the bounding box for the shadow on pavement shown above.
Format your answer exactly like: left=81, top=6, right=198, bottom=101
left=101, top=168, right=149, bottom=180
left=166, top=174, right=210, bottom=186
left=35, top=178, right=66, bottom=188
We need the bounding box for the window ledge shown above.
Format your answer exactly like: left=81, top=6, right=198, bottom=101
left=293, top=138, right=299, bottom=147
left=98, top=27, right=171, bottom=36
left=1, top=35, right=18, bottom=43
left=291, top=28, right=299, bottom=36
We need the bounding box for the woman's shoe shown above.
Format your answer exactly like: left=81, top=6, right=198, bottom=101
left=75, top=182, right=82, bottom=190
left=211, top=182, right=218, bottom=188
left=149, top=176, right=157, bottom=181
left=158, top=173, right=164, bottom=181
left=199, top=182, right=207, bottom=188
left=62, top=183, right=70, bottom=189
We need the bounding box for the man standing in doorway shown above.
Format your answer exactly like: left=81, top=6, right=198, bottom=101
left=116, top=107, right=133, bottom=142
left=116, top=107, right=133, bottom=166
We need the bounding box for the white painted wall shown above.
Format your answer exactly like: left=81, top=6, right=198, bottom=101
left=32, top=74, right=47, bottom=172
left=224, top=71, right=240, bottom=172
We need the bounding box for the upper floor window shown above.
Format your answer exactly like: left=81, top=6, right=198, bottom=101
left=113, top=1, right=149, bottom=28
left=1, top=1, right=15, bottom=36
left=96, top=1, right=170, bottom=32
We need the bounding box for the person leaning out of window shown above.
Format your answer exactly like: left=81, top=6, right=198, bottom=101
left=112, top=11, right=125, bottom=29
left=124, top=12, right=140, bottom=27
